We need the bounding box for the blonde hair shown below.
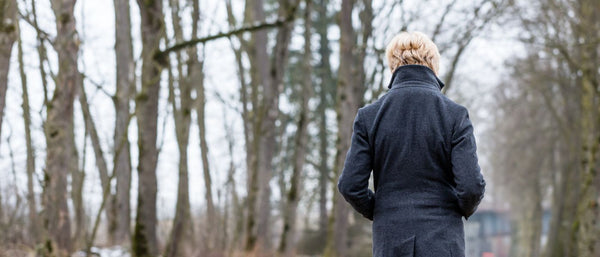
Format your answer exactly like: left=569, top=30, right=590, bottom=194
left=385, top=31, right=440, bottom=75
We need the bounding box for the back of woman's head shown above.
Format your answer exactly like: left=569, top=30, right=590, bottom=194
left=385, top=31, right=440, bottom=75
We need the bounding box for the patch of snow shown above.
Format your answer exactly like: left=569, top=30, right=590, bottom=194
left=73, top=246, right=130, bottom=257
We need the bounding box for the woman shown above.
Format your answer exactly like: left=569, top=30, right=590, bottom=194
left=337, top=31, right=486, bottom=257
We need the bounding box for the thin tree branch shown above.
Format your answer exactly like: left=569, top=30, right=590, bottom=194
left=158, top=18, right=289, bottom=59
left=431, top=0, right=457, bottom=42
left=18, top=7, right=53, bottom=43
left=155, top=1, right=300, bottom=62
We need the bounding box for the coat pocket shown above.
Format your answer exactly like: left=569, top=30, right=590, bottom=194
left=389, top=235, right=415, bottom=257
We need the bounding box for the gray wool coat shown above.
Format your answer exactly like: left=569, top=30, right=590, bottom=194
left=337, top=64, right=486, bottom=257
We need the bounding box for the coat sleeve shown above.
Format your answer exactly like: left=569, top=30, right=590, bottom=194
left=451, top=107, right=486, bottom=220
left=337, top=110, right=375, bottom=221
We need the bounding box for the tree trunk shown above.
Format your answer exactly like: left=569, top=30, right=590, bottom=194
left=42, top=0, right=79, bottom=255
left=278, top=3, right=313, bottom=255
left=70, top=156, right=85, bottom=250
left=545, top=143, right=571, bottom=257
left=197, top=55, right=216, bottom=251
left=17, top=17, right=40, bottom=244
left=223, top=9, right=247, bottom=251
left=573, top=66, right=599, bottom=257
left=31, top=0, right=50, bottom=107
left=188, top=0, right=217, bottom=250
left=571, top=2, right=600, bottom=252
left=244, top=0, right=272, bottom=252
left=325, top=1, right=355, bottom=256
left=315, top=0, right=334, bottom=243
left=0, top=193, right=3, bottom=227
left=163, top=54, right=194, bottom=257
left=80, top=72, right=124, bottom=248
left=325, top=0, right=370, bottom=256
left=223, top=7, right=254, bottom=252
left=79, top=74, right=120, bottom=248
left=111, top=0, right=134, bottom=245
left=0, top=0, right=17, bottom=149
left=242, top=0, right=263, bottom=251
left=514, top=160, right=543, bottom=257
left=243, top=0, right=296, bottom=254
left=163, top=0, right=195, bottom=255
left=222, top=108, right=243, bottom=255
left=132, top=0, right=163, bottom=256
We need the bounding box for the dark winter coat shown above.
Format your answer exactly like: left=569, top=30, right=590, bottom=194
left=337, top=64, right=486, bottom=257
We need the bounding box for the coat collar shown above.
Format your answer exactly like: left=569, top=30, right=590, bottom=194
left=387, top=64, right=445, bottom=91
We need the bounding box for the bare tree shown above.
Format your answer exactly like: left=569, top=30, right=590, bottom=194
left=16, top=14, right=39, bottom=243
left=0, top=0, right=18, bottom=148
left=324, top=1, right=373, bottom=256
left=492, top=59, right=553, bottom=256
left=222, top=110, right=243, bottom=256
left=30, top=0, right=51, bottom=108
left=111, top=0, right=135, bottom=245
left=440, top=0, right=508, bottom=94
left=324, top=0, right=354, bottom=255
left=188, top=0, right=217, bottom=250
left=132, top=0, right=164, bottom=255
left=241, top=0, right=299, bottom=254
left=278, top=2, right=314, bottom=256
left=163, top=0, right=195, bottom=255
left=325, top=0, right=373, bottom=256
left=314, top=0, right=335, bottom=245
left=79, top=80, right=116, bottom=255
left=41, top=0, right=80, bottom=255
left=492, top=1, right=600, bottom=256
left=163, top=53, right=195, bottom=257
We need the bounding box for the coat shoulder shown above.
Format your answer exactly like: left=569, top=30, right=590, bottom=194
left=357, top=99, right=383, bottom=126
left=435, top=93, right=470, bottom=119
left=358, top=100, right=381, bottom=117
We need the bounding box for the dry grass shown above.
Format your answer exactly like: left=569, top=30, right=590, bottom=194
left=0, top=244, right=34, bottom=257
